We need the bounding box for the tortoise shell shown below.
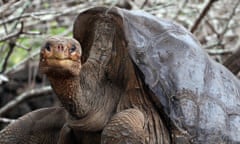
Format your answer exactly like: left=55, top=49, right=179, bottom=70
left=73, top=7, right=240, bottom=143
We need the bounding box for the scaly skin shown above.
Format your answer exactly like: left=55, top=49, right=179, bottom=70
left=39, top=16, right=170, bottom=144
left=0, top=18, right=171, bottom=144
left=0, top=107, right=66, bottom=144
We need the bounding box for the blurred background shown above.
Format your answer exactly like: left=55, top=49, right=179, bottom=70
left=0, top=0, right=239, bottom=130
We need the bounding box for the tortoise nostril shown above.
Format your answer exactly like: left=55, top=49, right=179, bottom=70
left=57, top=44, right=64, bottom=51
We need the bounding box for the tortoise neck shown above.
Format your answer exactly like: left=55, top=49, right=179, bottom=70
left=48, top=60, right=102, bottom=115
left=48, top=61, right=120, bottom=132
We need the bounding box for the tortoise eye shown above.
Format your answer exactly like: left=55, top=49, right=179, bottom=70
left=69, top=45, right=76, bottom=53
left=45, top=43, right=51, bottom=51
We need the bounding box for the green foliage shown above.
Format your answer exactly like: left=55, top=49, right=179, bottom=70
left=43, top=2, right=50, bottom=8
left=49, top=21, right=67, bottom=35
left=0, top=25, right=69, bottom=72
left=50, top=27, right=66, bottom=35
left=8, top=47, right=28, bottom=67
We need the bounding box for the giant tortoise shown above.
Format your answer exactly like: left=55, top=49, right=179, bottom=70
left=0, top=6, right=240, bottom=144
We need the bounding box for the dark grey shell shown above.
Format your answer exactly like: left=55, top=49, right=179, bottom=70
left=73, top=7, right=240, bottom=143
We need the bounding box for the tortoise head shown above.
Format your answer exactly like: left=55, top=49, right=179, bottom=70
left=39, top=36, right=82, bottom=77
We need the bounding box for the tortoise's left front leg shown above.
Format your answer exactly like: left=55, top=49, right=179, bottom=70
left=0, top=107, right=66, bottom=144
left=101, top=109, right=145, bottom=144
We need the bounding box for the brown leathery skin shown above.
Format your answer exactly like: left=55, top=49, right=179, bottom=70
left=101, top=109, right=145, bottom=144
left=96, top=15, right=170, bottom=144
left=114, top=55, right=171, bottom=144
left=0, top=15, right=171, bottom=144
left=40, top=19, right=120, bottom=133
left=0, top=107, right=66, bottom=144
left=88, top=7, right=240, bottom=143
left=38, top=19, right=121, bottom=144
left=40, top=15, right=170, bottom=144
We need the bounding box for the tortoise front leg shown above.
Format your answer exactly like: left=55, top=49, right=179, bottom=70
left=0, top=107, right=66, bottom=144
left=101, top=109, right=146, bottom=144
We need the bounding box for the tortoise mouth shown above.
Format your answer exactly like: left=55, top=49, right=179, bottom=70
left=42, top=58, right=79, bottom=66
left=39, top=58, right=81, bottom=76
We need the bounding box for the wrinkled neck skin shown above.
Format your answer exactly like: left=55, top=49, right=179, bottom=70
left=48, top=18, right=120, bottom=132
left=48, top=61, right=119, bottom=132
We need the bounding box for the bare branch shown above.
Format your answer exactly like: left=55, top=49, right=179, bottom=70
left=206, top=48, right=232, bottom=55
left=22, top=31, right=42, bottom=36
left=205, top=19, right=219, bottom=36
left=0, top=0, right=18, bottom=17
left=140, top=0, right=149, bottom=9
left=190, top=0, right=218, bottom=33
left=0, top=86, right=52, bottom=116
left=173, top=0, right=188, bottom=20
left=0, top=21, right=25, bottom=73
left=0, top=41, right=16, bottom=73
left=15, top=43, right=31, bottom=51
left=4, top=49, right=40, bottom=75
left=204, top=42, right=223, bottom=49
left=0, top=11, right=59, bottom=25
left=0, top=21, right=24, bottom=42
left=0, top=117, right=16, bottom=124
left=0, top=74, right=9, bottom=84
left=219, top=0, right=240, bottom=41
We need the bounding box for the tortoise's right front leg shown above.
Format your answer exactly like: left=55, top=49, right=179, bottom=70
left=101, top=109, right=146, bottom=144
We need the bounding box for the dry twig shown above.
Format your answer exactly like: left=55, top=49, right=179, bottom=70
left=0, top=86, right=52, bottom=116
left=0, top=117, right=16, bottom=124
left=4, top=49, right=40, bottom=75
left=218, top=0, right=240, bottom=41
left=0, top=21, right=24, bottom=42
left=190, top=0, right=218, bottom=33
left=1, top=41, right=16, bottom=73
